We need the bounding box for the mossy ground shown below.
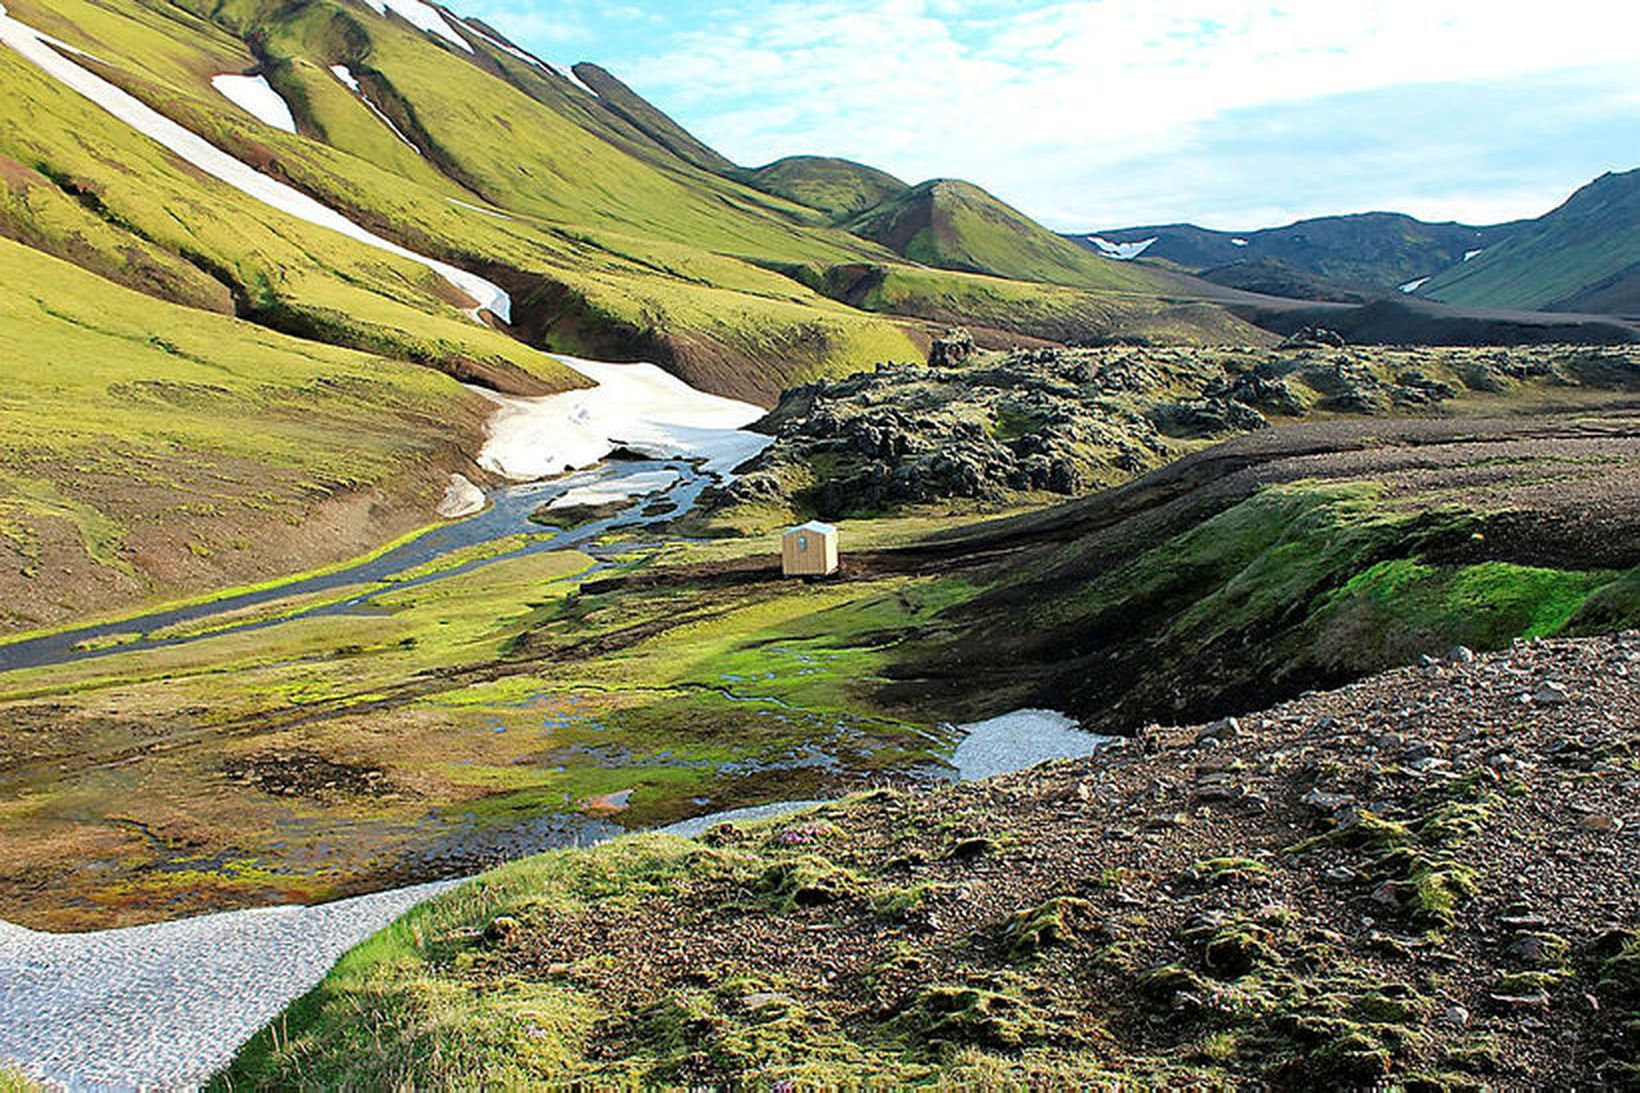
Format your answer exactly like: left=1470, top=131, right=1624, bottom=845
left=218, top=634, right=1640, bottom=1088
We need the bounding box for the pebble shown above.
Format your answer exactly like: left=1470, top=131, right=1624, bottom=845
left=1534, top=682, right=1571, bottom=706
left=1443, top=1003, right=1471, bottom=1028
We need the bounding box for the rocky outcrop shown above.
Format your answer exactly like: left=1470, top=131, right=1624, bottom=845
left=712, top=344, right=1640, bottom=521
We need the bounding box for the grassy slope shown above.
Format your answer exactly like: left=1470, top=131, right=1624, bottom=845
left=740, top=155, right=910, bottom=220
left=845, top=179, right=1166, bottom=292
left=1422, top=169, right=1640, bottom=311
left=0, top=237, right=487, bottom=631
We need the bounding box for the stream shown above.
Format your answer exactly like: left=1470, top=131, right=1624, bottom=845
left=0, top=458, right=716, bottom=674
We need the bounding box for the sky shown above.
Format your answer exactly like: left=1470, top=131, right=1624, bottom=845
left=459, top=0, right=1640, bottom=232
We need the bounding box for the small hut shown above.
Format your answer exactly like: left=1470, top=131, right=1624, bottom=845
left=782, top=520, right=839, bottom=577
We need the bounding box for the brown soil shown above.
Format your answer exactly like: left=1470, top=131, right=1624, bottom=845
left=473, top=634, right=1640, bottom=1087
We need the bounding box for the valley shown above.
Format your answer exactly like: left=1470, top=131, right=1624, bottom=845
left=0, top=0, right=1636, bottom=1087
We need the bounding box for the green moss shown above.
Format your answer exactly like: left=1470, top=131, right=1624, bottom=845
left=1187, top=857, right=1271, bottom=887
left=756, top=855, right=861, bottom=912
left=891, top=981, right=1062, bottom=1052
left=999, top=897, right=1093, bottom=960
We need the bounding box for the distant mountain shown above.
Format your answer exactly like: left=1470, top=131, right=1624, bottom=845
left=1419, top=169, right=1640, bottom=315
left=1194, top=259, right=1369, bottom=304
left=845, top=179, right=1156, bottom=291
left=1074, top=212, right=1518, bottom=294
left=740, top=156, right=909, bottom=221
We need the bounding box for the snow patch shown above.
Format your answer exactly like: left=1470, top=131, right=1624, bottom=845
left=358, top=0, right=472, bottom=52
left=0, top=880, right=456, bottom=1090
left=447, top=196, right=513, bottom=221
left=563, top=64, right=599, bottom=97
left=1463, top=248, right=1484, bottom=262
left=948, top=709, right=1113, bottom=782
left=211, top=74, right=297, bottom=133
left=547, top=469, right=681, bottom=510
left=436, top=473, right=485, bottom=518
left=327, top=62, right=360, bottom=92
left=1087, top=235, right=1157, bottom=261
left=1400, top=276, right=1431, bottom=294
left=1231, top=237, right=1249, bottom=247
left=471, top=356, right=773, bottom=482
left=329, top=63, right=421, bottom=152
left=0, top=7, right=508, bottom=321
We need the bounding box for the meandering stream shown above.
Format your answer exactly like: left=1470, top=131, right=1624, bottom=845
left=0, top=457, right=717, bottom=674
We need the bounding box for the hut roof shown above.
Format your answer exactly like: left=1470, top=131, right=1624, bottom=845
left=787, top=520, right=837, bottom=536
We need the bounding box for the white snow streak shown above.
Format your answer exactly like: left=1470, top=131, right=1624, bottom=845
left=447, top=196, right=513, bottom=220
left=472, top=356, right=773, bottom=481
left=328, top=63, right=422, bottom=152
left=359, top=0, right=472, bottom=52
left=0, top=6, right=509, bottom=321
left=1463, top=248, right=1484, bottom=262
left=1231, top=237, right=1249, bottom=247
left=1088, top=235, right=1157, bottom=260
left=457, top=18, right=597, bottom=97
left=327, top=62, right=360, bottom=92
left=1400, top=276, right=1431, bottom=294
left=210, top=73, right=296, bottom=132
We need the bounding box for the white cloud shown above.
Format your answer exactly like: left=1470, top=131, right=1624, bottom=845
left=472, top=0, right=1640, bottom=228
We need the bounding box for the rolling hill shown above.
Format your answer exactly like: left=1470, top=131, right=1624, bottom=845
left=740, top=155, right=909, bottom=221
left=1419, top=168, right=1640, bottom=314
left=844, top=179, right=1162, bottom=292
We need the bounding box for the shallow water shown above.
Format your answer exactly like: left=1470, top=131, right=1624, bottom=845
left=0, top=459, right=707, bottom=673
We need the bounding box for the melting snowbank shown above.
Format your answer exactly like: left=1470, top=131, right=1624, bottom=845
left=547, top=468, right=681, bottom=510
left=0, top=3, right=509, bottom=321
left=436, top=472, right=485, bottom=518
left=948, top=709, right=1113, bottom=781
left=359, top=0, right=472, bottom=52
left=0, top=881, right=454, bottom=1090
left=210, top=74, right=296, bottom=133
left=473, top=355, right=773, bottom=481
left=1088, top=235, right=1158, bottom=260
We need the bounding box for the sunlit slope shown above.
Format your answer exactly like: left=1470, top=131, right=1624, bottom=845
left=742, top=155, right=911, bottom=221
left=844, top=179, right=1167, bottom=292
left=1421, top=169, right=1640, bottom=313
left=0, top=238, right=488, bottom=632
left=0, top=0, right=922, bottom=399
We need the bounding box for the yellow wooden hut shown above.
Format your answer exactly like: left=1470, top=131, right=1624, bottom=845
left=781, top=520, right=839, bottom=577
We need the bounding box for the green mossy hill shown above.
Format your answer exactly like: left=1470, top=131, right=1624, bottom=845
left=0, top=238, right=488, bottom=634
left=845, top=179, right=1164, bottom=291
left=741, top=155, right=911, bottom=220
left=882, top=399, right=1640, bottom=730
left=709, top=342, right=1640, bottom=527
left=221, top=634, right=1640, bottom=1088
left=1422, top=168, right=1640, bottom=313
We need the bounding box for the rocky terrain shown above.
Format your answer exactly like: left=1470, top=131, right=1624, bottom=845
left=714, top=334, right=1640, bottom=522
left=221, top=634, right=1640, bottom=1088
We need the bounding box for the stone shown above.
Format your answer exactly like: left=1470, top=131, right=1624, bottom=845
left=1446, top=645, right=1477, bottom=664
left=927, top=327, right=976, bottom=368
left=1442, top=1004, right=1471, bottom=1029
left=1196, top=717, right=1240, bottom=744
left=1579, top=814, right=1623, bottom=833
left=1302, top=788, right=1356, bottom=812
left=1534, top=682, right=1571, bottom=706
